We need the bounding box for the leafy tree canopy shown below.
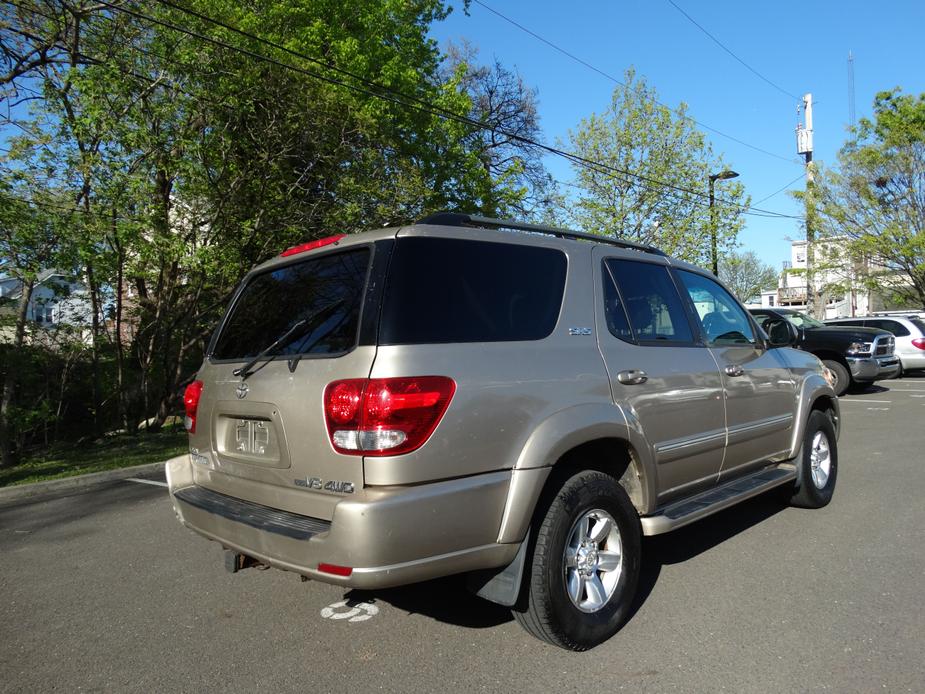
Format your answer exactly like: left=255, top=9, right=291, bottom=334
left=555, top=69, right=749, bottom=264
left=717, top=250, right=779, bottom=303
left=811, top=88, right=925, bottom=307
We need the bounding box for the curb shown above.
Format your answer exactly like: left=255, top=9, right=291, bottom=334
left=0, top=456, right=183, bottom=506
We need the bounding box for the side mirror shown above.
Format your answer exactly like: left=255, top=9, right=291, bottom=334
left=763, top=318, right=798, bottom=347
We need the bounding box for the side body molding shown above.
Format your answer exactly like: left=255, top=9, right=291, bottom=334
left=496, top=403, right=653, bottom=543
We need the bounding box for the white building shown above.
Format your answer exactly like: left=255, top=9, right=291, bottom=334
left=0, top=269, right=94, bottom=333
left=748, top=239, right=913, bottom=318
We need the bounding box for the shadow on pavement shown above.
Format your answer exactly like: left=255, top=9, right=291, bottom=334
left=853, top=371, right=925, bottom=396
left=628, top=488, right=790, bottom=622
left=344, top=488, right=791, bottom=631
left=346, top=574, right=514, bottom=629
left=0, top=480, right=165, bottom=532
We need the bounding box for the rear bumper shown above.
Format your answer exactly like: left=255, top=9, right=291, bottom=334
left=847, top=355, right=900, bottom=382
left=167, top=456, right=518, bottom=589
left=898, top=352, right=925, bottom=370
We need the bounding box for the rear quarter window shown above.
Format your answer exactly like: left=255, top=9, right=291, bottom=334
left=869, top=320, right=910, bottom=336
left=379, top=237, right=567, bottom=344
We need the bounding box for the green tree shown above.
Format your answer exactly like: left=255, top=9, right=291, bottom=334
left=811, top=89, right=925, bottom=307
left=2, top=0, right=543, bottom=453
left=717, top=250, right=779, bottom=303
left=0, top=187, right=77, bottom=466
left=557, top=69, right=748, bottom=263
left=443, top=41, right=551, bottom=218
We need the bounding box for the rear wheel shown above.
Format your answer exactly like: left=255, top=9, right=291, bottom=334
left=822, top=359, right=850, bottom=396
left=791, top=410, right=838, bottom=508
left=513, top=470, right=641, bottom=651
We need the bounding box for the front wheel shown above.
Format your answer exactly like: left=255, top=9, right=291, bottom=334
left=513, top=470, right=641, bottom=651
left=822, top=359, right=850, bottom=396
left=790, top=410, right=838, bottom=508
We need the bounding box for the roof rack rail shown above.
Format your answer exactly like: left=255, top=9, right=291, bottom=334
left=415, top=212, right=668, bottom=257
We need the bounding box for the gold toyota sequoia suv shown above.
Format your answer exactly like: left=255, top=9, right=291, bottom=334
left=169, top=213, right=839, bottom=650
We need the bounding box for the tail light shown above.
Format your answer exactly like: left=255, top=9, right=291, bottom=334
left=912, top=338, right=925, bottom=350
left=183, top=380, right=204, bottom=433
left=317, top=563, right=353, bottom=577
left=324, top=376, right=456, bottom=456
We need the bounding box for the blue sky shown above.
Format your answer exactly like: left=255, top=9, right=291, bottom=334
left=430, top=0, right=925, bottom=269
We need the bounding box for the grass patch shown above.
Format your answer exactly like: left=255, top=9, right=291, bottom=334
left=0, top=426, right=188, bottom=488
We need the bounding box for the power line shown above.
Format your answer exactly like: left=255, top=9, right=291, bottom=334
left=472, top=0, right=799, bottom=164
left=665, top=0, right=801, bottom=102
left=0, top=189, right=143, bottom=223
left=751, top=174, right=805, bottom=207
left=2, top=0, right=226, bottom=90
left=3, top=0, right=802, bottom=221
left=126, top=0, right=802, bottom=220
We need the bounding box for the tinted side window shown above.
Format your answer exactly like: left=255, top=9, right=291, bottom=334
left=677, top=270, right=755, bottom=345
left=602, top=262, right=633, bottom=342
left=605, top=259, right=693, bottom=344
left=380, top=237, right=567, bottom=344
left=868, top=319, right=910, bottom=336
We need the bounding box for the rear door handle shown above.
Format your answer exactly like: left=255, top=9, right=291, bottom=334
left=617, top=369, right=648, bottom=385
left=724, top=364, right=745, bottom=377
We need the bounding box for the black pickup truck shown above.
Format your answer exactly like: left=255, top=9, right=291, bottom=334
left=749, top=308, right=901, bottom=395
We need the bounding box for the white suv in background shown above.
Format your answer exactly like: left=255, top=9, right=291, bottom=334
left=824, top=314, right=925, bottom=376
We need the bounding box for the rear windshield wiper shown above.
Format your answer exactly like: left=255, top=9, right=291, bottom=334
left=232, top=300, right=345, bottom=380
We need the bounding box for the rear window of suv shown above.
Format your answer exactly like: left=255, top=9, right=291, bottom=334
left=211, top=247, right=370, bottom=360
left=379, top=237, right=567, bottom=344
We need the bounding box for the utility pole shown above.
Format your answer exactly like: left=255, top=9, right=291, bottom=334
left=796, top=93, right=817, bottom=317
left=708, top=169, right=739, bottom=276
left=848, top=51, right=856, bottom=129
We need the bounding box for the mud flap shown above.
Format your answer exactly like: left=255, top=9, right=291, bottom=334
left=465, top=530, right=530, bottom=607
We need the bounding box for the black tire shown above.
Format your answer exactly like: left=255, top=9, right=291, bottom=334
left=822, top=359, right=850, bottom=396
left=512, top=470, right=641, bottom=651
left=791, top=410, right=838, bottom=509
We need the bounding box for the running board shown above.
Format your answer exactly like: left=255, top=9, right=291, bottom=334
left=640, top=464, right=796, bottom=536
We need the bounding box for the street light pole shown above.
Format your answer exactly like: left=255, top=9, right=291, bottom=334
left=708, top=169, right=739, bottom=276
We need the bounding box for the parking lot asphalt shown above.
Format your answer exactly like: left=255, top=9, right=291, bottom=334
left=3, top=375, right=925, bottom=693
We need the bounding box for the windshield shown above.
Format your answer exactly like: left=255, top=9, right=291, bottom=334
left=212, top=247, right=369, bottom=361
left=782, top=310, right=826, bottom=329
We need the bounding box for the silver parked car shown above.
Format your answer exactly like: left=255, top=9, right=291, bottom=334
left=169, top=213, right=839, bottom=650
left=824, top=314, right=925, bottom=376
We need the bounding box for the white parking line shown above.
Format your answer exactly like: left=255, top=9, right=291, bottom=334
left=887, top=388, right=925, bottom=392
left=124, top=478, right=168, bottom=488
left=838, top=399, right=893, bottom=404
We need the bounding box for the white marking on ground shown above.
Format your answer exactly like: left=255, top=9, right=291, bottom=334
left=124, top=478, right=168, bottom=488
left=320, top=600, right=379, bottom=623
left=839, top=399, right=892, bottom=404
left=866, top=407, right=890, bottom=411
